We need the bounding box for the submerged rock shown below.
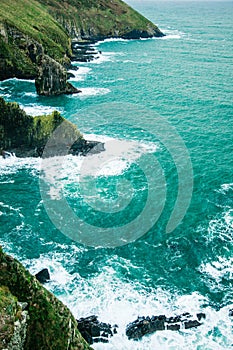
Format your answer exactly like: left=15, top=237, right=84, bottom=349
left=126, top=312, right=206, bottom=340
left=35, top=268, right=50, bottom=284
left=77, top=315, right=118, bottom=345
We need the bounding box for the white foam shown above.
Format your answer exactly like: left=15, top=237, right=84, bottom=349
left=18, top=251, right=233, bottom=350
left=0, top=156, right=41, bottom=177
left=68, top=67, right=92, bottom=82
left=0, top=77, right=35, bottom=83
left=159, top=29, right=185, bottom=40
left=78, top=87, right=111, bottom=97
left=199, top=256, right=233, bottom=283
left=20, top=104, right=63, bottom=116
left=95, top=38, right=130, bottom=46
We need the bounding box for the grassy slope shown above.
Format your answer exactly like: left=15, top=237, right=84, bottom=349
left=0, top=247, right=92, bottom=350
left=0, top=0, right=71, bottom=60
left=37, top=0, right=163, bottom=38
left=0, top=0, right=163, bottom=79
left=0, top=97, right=82, bottom=151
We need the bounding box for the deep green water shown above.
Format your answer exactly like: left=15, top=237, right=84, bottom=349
left=0, top=1, right=233, bottom=348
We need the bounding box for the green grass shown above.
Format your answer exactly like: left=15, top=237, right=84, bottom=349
left=0, top=0, right=71, bottom=60
left=0, top=247, right=92, bottom=350
left=36, top=0, right=163, bottom=38
left=0, top=97, right=83, bottom=150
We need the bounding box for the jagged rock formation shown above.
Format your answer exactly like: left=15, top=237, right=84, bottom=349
left=35, top=54, right=80, bottom=95
left=77, top=315, right=118, bottom=345
left=0, top=0, right=164, bottom=95
left=126, top=312, right=206, bottom=340
left=0, top=286, right=28, bottom=350
left=0, top=247, right=92, bottom=350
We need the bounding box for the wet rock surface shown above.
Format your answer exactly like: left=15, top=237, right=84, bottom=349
left=77, top=315, right=118, bottom=345
left=35, top=268, right=50, bottom=284
left=71, top=41, right=100, bottom=62
left=126, top=312, right=206, bottom=340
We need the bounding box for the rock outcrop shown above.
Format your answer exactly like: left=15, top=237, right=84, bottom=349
left=35, top=269, right=50, bottom=284
left=38, top=0, right=164, bottom=41
left=77, top=315, right=118, bottom=345
left=35, top=55, right=80, bottom=96
left=0, top=247, right=92, bottom=350
left=0, top=97, right=105, bottom=158
left=126, top=312, right=206, bottom=340
left=0, top=0, right=164, bottom=95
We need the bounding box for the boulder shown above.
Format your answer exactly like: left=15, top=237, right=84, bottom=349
left=126, top=312, right=206, bottom=340
left=77, top=315, right=118, bottom=344
left=35, top=268, right=50, bottom=284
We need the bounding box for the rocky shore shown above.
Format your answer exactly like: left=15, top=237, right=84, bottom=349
left=0, top=97, right=105, bottom=159
left=0, top=0, right=164, bottom=96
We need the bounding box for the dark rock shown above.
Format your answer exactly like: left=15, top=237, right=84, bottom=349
left=35, top=55, right=81, bottom=96
left=229, top=309, right=233, bottom=317
left=70, top=139, right=105, bottom=156
left=77, top=315, right=117, bottom=345
left=67, top=72, right=75, bottom=79
left=126, top=312, right=205, bottom=340
left=167, top=324, right=180, bottom=331
left=184, top=320, right=202, bottom=329
left=71, top=41, right=100, bottom=62
left=197, top=313, right=206, bottom=321
left=122, top=28, right=164, bottom=40
left=35, top=268, right=50, bottom=284
left=2, top=150, right=15, bottom=159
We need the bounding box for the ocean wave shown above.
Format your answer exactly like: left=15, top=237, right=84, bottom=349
left=20, top=104, right=63, bottom=116
left=0, top=156, right=41, bottom=177
left=158, top=29, right=186, bottom=40
left=68, top=67, right=92, bottom=82
left=90, top=52, right=118, bottom=64
left=18, top=250, right=233, bottom=350
left=78, top=87, right=111, bottom=97
left=95, top=38, right=130, bottom=46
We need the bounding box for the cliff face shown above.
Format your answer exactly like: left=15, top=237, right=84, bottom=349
left=0, top=97, right=83, bottom=156
left=0, top=247, right=92, bottom=350
left=0, top=0, right=164, bottom=94
left=36, top=0, right=164, bottom=41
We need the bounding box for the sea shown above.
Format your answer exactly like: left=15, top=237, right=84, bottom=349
left=0, top=1, right=233, bottom=348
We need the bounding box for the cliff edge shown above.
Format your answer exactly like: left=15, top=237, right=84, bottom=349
left=0, top=247, right=92, bottom=350
left=0, top=0, right=164, bottom=95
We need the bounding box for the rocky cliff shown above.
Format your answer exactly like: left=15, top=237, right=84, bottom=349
left=36, top=0, right=164, bottom=41
left=0, top=0, right=164, bottom=95
left=0, top=247, right=92, bottom=350
left=0, top=96, right=83, bottom=157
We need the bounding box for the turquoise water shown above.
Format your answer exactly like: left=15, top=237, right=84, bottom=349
left=0, top=1, right=233, bottom=348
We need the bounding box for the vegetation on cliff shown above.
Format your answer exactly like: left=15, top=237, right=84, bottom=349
left=0, top=96, right=82, bottom=154
left=0, top=0, right=71, bottom=81
left=36, top=0, right=164, bottom=40
left=0, top=0, right=164, bottom=88
left=0, top=247, right=92, bottom=350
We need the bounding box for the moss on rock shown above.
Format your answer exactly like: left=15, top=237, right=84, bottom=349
left=0, top=247, right=92, bottom=350
left=0, top=96, right=83, bottom=154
